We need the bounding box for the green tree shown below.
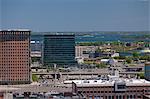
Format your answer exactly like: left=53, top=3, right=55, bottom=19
left=125, top=57, right=132, bottom=64
left=139, top=55, right=150, bottom=61
left=84, top=61, right=94, bottom=65
left=132, top=52, right=140, bottom=58
left=96, top=63, right=107, bottom=68
left=31, top=57, right=41, bottom=63
left=77, top=42, right=104, bottom=46
left=114, top=56, right=126, bottom=59
left=137, top=72, right=144, bottom=79
left=32, top=74, right=38, bottom=82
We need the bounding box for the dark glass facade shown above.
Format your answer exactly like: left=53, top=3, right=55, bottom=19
left=43, top=33, right=76, bottom=66
left=145, top=62, right=150, bottom=81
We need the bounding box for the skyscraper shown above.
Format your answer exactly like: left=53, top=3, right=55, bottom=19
left=43, top=33, right=76, bottom=67
left=145, top=62, right=150, bottom=81
left=0, top=30, right=31, bottom=84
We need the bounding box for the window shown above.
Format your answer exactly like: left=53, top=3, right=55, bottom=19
left=118, top=85, right=126, bottom=89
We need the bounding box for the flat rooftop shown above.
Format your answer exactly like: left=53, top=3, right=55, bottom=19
left=0, top=87, right=20, bottom=92
left=68, top=78, right=150, bottom=87
left=44, top=33, right=75, bottom=36
left=0, top=29, right=30, bottom=31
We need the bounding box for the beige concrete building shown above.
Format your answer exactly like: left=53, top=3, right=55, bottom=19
left=75, top=46, right=98, bottom=58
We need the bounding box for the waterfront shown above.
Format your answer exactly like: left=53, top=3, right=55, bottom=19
left=1, top=0, right=150, bottom=98
left=31, top=32, right=150, bottom=43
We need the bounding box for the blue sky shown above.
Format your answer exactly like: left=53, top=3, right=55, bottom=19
left=1, top=0, right=149, bottom=32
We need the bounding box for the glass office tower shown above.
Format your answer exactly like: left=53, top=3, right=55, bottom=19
left=43, top=33, right=76, bottom=67
left=145, top=62, right=150, bottom=81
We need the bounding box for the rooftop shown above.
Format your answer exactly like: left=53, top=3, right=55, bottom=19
left=44, top=32, right=75, bottom=36
left=30, top=32, right=75, bottom=36
left=0, top=29, right=30, bottom=31
left=69, top=77, right=150, bottom=87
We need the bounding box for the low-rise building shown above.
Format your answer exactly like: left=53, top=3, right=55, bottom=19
left=75, top=46, right=98, bottom=58
left=72, top=77, right=150, bottom=99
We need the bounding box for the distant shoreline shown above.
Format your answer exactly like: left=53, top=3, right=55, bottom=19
left=31, top=32, right=150, bottom=42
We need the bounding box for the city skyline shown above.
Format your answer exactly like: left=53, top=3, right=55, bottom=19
left=1, top=0, right=149, bottom=32
left=0, top=0, right=150, bottom=98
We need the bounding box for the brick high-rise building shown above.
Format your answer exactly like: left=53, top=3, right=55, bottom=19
left=0, top=30, right=31, bottom=84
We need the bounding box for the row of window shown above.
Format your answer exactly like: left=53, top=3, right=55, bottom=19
left=0, top=73, right=29, bottom=75
left=0, top=69, right=29, bottom=71
left=0, top=65, right=29, bottom=67
left=79, top=90, right=146, bottom=94
left=0, top=50, right=29, bottom=52
left=0, top=79, right=29, bottom=81
left=0, top=54, right=29, bottom=55
left=0, top=42, right=29, bottom=44
left=1, top=46, right=29, bottom=48
left=0, top=60, right=29, bottom=61
left=0, top=31, right=29, bottom=34
left=0, top=56, right=29, bottom=58
left=87, top=95, right=141, bottom=99
left=0, top=61, right=29, bottom=62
